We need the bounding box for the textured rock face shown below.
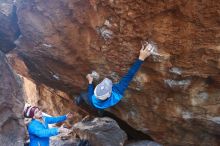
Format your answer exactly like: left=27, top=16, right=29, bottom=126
left=51, top=139, right=78, bottom=146
left=0, top=51, right=25, bottom=146
left=74, top=117, right=127, bottom=146
left=6, top=52, right=88, bottom=122
left=22, top=77, right=88, bottom=123
left=127, top=140, right=162, bottom=146
left=17, top=73, right=88, bottom=123
left=0, top=0, right=19, bottom=53
left=6, top=0, right=220, bottom=145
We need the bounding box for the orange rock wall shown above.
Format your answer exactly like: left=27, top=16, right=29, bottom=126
left=8, top=0, right=220, bottom=145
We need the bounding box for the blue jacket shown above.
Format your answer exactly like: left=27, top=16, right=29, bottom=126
left=28, top=115, right=67, bottom=146
left=88, top=59, right=143, bottom=109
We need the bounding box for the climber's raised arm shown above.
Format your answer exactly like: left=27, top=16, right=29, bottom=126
left=113, top=43, right=153, bottom=95
left=75, top=42, right=154, bottom=110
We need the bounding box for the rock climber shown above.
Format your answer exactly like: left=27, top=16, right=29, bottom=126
left=75, top=42, right=154, bottom=110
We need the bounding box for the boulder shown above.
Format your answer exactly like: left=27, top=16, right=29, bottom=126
left=0, top=51, right=25, bottom=146
left=73, top=117, right=127, bottom=146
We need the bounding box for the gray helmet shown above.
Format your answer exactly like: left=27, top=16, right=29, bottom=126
left=94, top=78, right=112, bottom=100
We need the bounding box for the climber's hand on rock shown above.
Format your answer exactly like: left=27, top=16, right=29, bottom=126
left=66, top=112, right=73, bottom=119
left=86, top=74, right=93, bottom=84
left=139, top=43, right=153, bottom=61
left=58, top=126, right=72, bottom=134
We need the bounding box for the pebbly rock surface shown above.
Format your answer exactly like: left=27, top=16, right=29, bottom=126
left=0, top=0, right=19, bottom=53
left=73, top=117, right=127, bottom=146
left=3, top=0, right=220, bottom=145
left=126, top=140, right=162, bottom=146
left=0, top=51, right=25, bottom=146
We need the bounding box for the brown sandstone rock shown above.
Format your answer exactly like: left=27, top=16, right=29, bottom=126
left=7, top=52, right=88, bottom=122
left=0, top=51, right=25, bottom=146
left=73, top=117, right=127, bottom=146
left=5, top=0, right=220, bottom=145
left=0, top=0, right=19, bottom=53
left=126, top=140, right=162, bottom=146
left=51, top=139, right=78, bottom=146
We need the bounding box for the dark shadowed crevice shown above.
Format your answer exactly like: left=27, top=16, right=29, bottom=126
left=77, top=103, right=154, bottom=142
left=17, top=52, right=81, bottom=95
left=12, top=5, right=21, bottom=39
left=0, top=4, right=21, bottom=53
left=103, top=111, right=154, bottom=141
